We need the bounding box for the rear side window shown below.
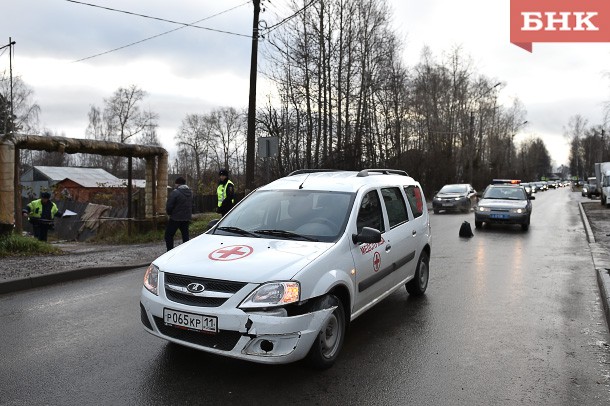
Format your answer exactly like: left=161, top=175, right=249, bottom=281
left=381, top=187, right=408, bottom=228
left=356, top=190, right=385, bottom=234
left=404, top=185, right=424, bottom=218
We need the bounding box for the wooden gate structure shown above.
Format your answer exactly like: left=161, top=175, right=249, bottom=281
left=0, top=133, right=168, bottom=235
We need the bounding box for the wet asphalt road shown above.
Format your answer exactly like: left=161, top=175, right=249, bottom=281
left=1, top=187, right=609, bottom=405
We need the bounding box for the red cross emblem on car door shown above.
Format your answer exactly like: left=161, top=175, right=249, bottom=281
left=373, top=251, right=381, bottom=272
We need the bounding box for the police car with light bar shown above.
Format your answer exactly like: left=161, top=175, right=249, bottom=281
left=474, top=181, right=534, bottom=231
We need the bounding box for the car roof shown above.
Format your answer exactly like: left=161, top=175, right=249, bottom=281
left=258, top=169, right=418, bottom=193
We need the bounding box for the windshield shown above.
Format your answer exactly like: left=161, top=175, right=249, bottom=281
left=213, top=190, right=355, bottom=243
left=483, top=186, right=526, bottom=200
left=439, top=184, right=467, bottom=194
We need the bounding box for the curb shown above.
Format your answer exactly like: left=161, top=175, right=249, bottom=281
left=0, top=263, right=150, bottom=295
left=578, top=202, right=610, bottom=331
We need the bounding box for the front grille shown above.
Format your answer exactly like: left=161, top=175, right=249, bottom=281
left=164, top=273, right=248, bottom=307
left=165, top=290, right=226, bottom=307
left=153, top=316, right=242, bottom=351
left=140, top=303, right=153, bottom=330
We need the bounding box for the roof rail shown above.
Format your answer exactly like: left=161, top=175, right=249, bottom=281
left=357, top=169, right=409, bottom=177
left=288, top=169, right=343, bottom=176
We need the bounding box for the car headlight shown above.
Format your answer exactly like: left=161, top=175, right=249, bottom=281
left=510, top=208, right=524, bottom=214
left=240, top=281, right=300, bottom=309
left=476, top=206, right=490, bottom=212
left=454, top=196, right=464, bottom=201
left=435, top=197, right=442, bottom=201
left=143, top=263, right=159, bottom=295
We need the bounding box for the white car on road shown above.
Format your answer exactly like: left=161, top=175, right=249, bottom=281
left=140, top=169, right=431, bottom=368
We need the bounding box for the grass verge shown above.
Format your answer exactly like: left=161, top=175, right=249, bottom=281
left=92, top=212, right=221, bottom=244
left=0, top=233, right=62, bottom=257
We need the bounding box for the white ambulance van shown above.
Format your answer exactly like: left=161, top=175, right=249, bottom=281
left=140, top=169, right=431, bottom=368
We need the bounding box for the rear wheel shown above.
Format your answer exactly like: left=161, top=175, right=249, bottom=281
left=307, top=295, right=346, bottom=369
left=406, top=251, right=429, bottom=296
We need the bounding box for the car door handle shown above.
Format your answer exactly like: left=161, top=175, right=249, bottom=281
left=412, top=230, right=417, bottom=236
left=385, top=245, right=391, bottom=252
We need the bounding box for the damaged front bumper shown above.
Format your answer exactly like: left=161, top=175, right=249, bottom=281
left=140, top=288, right=335, bottom=364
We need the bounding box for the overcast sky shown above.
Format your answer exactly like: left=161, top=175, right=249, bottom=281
left=3, top=0, right=610, bottom=168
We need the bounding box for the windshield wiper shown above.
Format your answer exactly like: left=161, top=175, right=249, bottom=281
left=216, top=226, right=260, bottom=238
left=254, top=229, right=318, bottom=242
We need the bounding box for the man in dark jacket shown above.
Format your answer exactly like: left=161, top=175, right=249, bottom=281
left=165, top=177, right=193, bottom=251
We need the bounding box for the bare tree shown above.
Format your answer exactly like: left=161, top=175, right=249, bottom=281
left=565, top=115, right=588, bottom=180
left=82, top=85, right=158, bottom=175
left=0, top=75, right=40, bottom=136
left=210, top=107, right=246, bottom=173
left=175, top=113, right=215, bottom=192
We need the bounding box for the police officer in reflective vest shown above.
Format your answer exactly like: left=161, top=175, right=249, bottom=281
left=217, top=169, right=235, bottom=216
left=22, top=192, right=63, bottom=241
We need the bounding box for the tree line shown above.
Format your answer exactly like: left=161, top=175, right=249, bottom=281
left=565, top=114, right=610, bottom=180
left=2, top=0, right=568, bottom=197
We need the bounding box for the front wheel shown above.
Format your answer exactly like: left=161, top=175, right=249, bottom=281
left=406, top=251, right=429, bottom=296
left=307, top=295, right=346, bottom=369
left=475, top=221, right=482, bottom=229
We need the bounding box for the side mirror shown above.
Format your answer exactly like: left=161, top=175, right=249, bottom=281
left=529, top=195, right=536, bottom=200
left=352, top=227, right=382, bottom=244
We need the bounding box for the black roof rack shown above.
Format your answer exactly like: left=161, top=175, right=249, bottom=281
left=287, top=168, right=409, bottom=177
left=357, top=169, right=409, bottom=177
left=288, top=169, right=343, bottom=176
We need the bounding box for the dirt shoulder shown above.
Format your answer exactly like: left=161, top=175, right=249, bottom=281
left=581, top=201, right=610, bottom=245
left=0, top=241, right=166, bottom=282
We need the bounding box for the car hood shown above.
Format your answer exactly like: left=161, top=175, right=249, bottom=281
left=153, top=234, right=334, bottom=283
left=436, top=192, right=466, bottom=198
left=478, top=198, right=528, bottom=208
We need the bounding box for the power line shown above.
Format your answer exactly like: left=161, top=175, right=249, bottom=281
left=263, top=0, right=320, bottom=35
left=72, top=1, right=251, bottom=63
left=65, top=0, right=251, bottom=38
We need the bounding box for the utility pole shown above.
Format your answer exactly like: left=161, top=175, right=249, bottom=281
left=9, top=37, right=14, bottom=139
left=245, top=0, right=261, bottom=193
left=0, top=38, right=16, bottom=140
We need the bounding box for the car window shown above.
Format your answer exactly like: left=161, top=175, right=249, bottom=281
left=484, top=187, right=526, bottom=200
left=356, top=190, right=385, bottom=234
left=404, top=185, right=424, bottom=218
left=439, top=184, right=467, bottom=194
left=381, top=187, right=408, bottom=228
left=217, top=190, right=354, bottom=242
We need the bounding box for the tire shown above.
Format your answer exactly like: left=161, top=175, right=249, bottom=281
left=475, top=221, right=482, bottom=229
left=521, top=223, right=529, bottom=231
left=307, top=295, right=346, bottom=369
left=461, top=203, right=470, bottom=213
left=406, top=251, right=429, bottom=296
left=433, top=208, right=439, bottom=214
